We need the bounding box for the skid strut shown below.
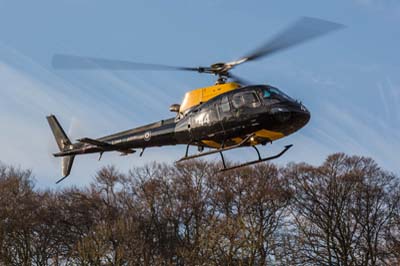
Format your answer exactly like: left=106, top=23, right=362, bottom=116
left=177, top=134, right=254, bottom=162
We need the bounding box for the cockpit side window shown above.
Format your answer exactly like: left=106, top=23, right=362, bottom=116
left=262, top=89, right=271, bottom=98
left=268, top=86, right=294, bottom=101
left=219, top=96, right=231, bottom=112
left=232, top=91, right=260, bottom=109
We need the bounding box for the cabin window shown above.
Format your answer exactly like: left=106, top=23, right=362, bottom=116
left=219, top=96, right=231, bottom=112
left=232, top=91, right=260, bottom=109
left=262, top=89, right=271, bottom=98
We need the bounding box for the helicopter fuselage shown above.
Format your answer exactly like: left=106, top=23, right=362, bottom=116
left=54, top=85, right=310, bottom=158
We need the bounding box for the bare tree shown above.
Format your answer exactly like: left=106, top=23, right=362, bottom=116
left=206, top=163, right=292, bottom=265
left=0, top=154, right=398, bottom=266
left=286, top=153, right=399, bottom=266
left=0, top=164, right=36, bottom=266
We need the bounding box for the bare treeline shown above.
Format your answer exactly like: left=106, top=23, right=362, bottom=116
left=0, top=153, right=399, bottom=265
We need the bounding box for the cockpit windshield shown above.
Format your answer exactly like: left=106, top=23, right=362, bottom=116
left=262, top=86, right=294, bottom=102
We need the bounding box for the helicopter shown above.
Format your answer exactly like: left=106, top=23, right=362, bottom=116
left=48, top=17, right=344, bottom=183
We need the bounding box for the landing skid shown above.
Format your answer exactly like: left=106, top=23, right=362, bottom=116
left=177, top=134, right=293, bottom=172
left=219, top=144, right=293, bottom=172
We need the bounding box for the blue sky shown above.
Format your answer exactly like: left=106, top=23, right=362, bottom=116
left=0, top=0, right=399, bottom=188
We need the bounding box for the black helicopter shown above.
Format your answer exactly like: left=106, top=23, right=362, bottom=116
left=48, top=17, right=344, bottom=183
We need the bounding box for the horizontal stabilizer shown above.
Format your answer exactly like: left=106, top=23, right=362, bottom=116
left=78, top=137, right=136, bottom=155
left=77, top=138, right=112, bottom=148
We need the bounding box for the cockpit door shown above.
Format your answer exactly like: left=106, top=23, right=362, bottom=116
left=190, top=104, right=222, bottom=141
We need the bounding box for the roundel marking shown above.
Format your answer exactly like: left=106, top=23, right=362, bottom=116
left=144, top=131, right=152, bottom=141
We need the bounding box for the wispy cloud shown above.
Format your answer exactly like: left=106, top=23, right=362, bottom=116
left=307, top=80, right=400, bottom=174
left=0, top=44, right=185, bottom=188
left=1, top=42, right=399, bottom=189
left=258, top=60, right=400, bottom=174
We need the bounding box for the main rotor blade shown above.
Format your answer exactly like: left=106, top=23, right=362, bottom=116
left=229, top=17, right=345, bottom=66
left=228, top=73, right=252, bottom=86
left=52, top=54, right=201, bottom=72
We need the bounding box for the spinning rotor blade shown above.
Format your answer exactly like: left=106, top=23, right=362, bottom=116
left=52, top=54, right=202, bottom=72
left=228, top=17, right=345, bottom=67
left=227, top=73, right=252, bottom=86
left=52, top=16, right=344, bottom=83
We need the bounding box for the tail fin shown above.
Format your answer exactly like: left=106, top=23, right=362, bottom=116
left=46, top=115, right=75, bottom=180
